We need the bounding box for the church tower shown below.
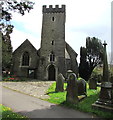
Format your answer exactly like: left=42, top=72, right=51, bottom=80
left=12, top=5, right=78, bottom=80
left=38, top=5, right=66, bottom=80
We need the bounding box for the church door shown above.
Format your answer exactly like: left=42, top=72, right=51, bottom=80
left=48, top=65, right=56, bottom=80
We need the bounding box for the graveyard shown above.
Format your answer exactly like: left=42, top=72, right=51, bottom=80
left=2, top=57, right=113, bottom=118
left=1, top=50, right=113, bottom=118
left=44, top=41, right=113, bottom=118
left=2, top=33, right=113, bottom=119
left=45, top=75, right=113, bottom=118
left=2, top=68, right=113, bottom=118
left=1, top=1, right=113, bottom=119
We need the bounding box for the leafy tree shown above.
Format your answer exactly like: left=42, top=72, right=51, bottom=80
left=79, top=37, right=104, bottom=81
left=1, top=0, right=34, bottom=35
left=1, top=0, right=34, bottom=71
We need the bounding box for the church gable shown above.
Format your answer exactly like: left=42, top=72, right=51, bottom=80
left=13, top=39, right=37, bottom=55
left=66, top=42, right=78, bottom=75
left=66, top=42, right=78, bottom=58
left=12, top=39, right=39, bottom=78
left=65, top=48, right=70, bottom=59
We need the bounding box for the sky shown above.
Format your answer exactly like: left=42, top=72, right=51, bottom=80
left=10, top=0, right=112, bottom=63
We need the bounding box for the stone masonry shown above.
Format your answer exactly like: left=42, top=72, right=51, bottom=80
left=12, top=5, right=78, bottom=81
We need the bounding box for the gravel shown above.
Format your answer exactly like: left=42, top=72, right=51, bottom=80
left=2, top=81, right=54, bottom=99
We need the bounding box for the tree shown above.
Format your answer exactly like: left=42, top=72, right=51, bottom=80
left=79, top=37, right=104, bottom=81
left=1, top=0, right=34, bottom=35
left=2, top=32, right=13, bottom=71
left=1, top=0, right=34, bottom=71
left=79, top=47, right=90, bottom=80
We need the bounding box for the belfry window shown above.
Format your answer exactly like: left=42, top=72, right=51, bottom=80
left=50, top=52, right=55, bottom=62
left=22, top=52, right=29, bottom=66
left=51, top=40, right=54, bottom=45
left=52, top=17, right=55, bottom=21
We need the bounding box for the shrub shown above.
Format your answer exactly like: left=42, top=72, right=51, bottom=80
left=3, top=75, right=19, bottom=81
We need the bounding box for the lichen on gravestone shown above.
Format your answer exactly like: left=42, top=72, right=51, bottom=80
left=55, top=73, right=64, bottom=92
left=66, top=73, right=79, bottom=104
left=78, top=78, right=87, bottom=96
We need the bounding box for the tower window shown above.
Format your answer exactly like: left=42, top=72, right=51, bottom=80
left=50, top=52, right=55, bottom=61
left=22, top=52, right=29, bottom=66
left=51, top=40, right=54, bottom=45
left=52, top=17, right=55, bottom=21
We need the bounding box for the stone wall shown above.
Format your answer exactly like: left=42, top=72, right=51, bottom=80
left=12, top=5, right=78, bottom=81
left=38, top=5, right=66, bottom=80
left=12, top=39, right=39, bottom=78
left=43, top=5, right=65, bottom=13
left=66, top=42, right=78, bottom=76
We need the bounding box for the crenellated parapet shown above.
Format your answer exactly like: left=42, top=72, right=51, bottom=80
left=43, top=5, right=65, bottom=13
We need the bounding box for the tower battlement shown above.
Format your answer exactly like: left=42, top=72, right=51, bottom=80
left=43, top=5, right=65, bottom=13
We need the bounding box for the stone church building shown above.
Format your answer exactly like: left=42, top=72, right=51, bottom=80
left=12, top=5, right=78, bottom=80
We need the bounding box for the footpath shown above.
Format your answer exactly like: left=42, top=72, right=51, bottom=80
left=1, top=82, right=97, bottom=118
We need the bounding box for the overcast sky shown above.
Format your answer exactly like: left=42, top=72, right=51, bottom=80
left=10, top=0, right=112, bottom=62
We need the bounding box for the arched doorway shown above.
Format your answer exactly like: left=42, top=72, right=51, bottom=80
left=48, top=65, right=56, bottom=80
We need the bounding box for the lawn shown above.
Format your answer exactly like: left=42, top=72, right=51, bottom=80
left=0, top=104, right=29, bottom=119
left=45, top=82, right=113, bottom=119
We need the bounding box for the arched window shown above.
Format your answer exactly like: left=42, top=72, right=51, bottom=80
left=22, top=52, right=29, bottom=66
left=50, top=52, right=55, bottom=62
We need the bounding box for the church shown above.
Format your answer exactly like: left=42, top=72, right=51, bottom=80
left=12, top=5, right=78, bottom=80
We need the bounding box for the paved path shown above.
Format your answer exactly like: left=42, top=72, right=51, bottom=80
left=2, top=86, right=97, bottom=118
left=2, top=81, right=54, bottom=99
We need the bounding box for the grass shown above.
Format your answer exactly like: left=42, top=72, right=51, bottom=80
left=0, top=104, right=29, bottom=119
left=46, top=82, right=68, bottom=104
left=45, top=82, right=113, bottom=118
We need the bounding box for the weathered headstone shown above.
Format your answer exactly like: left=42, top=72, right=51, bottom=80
left=78, top=78, right=87, bottom=96
left=89, top=77, right=97, bottom=90
left=97, top=74, right=102, bottom=83
left=110, top=75, right=113, bottom=84
left=66, top=70, right=73, bottom=81
left=66, top=73, right=79, bottom=104
left=55, top=73, right=64, bottom=92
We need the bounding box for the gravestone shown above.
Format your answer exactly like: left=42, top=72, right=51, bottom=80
left=97, top=74, right=102, bottom=83
left=110, top=75, right=113, bottom=84
left=89, top=77, right=97, bottom=90
left=66, top=73, right=79, bottom=104
left=78, top=78, right=87, bottom=96
left=66, top=70, right=73, bottom=81
left=55, top=73, right=64, bottom=92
